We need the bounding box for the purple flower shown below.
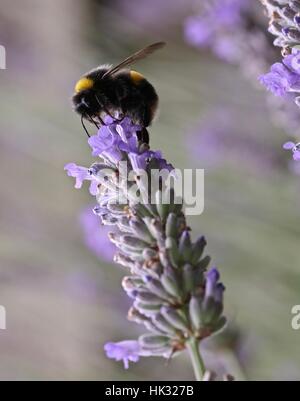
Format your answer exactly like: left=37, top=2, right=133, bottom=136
left=88, top=118, right=142, bottom=164
left=259, top=50, right=300, bottom=97
left=205, top=268, right=220, bottom=297
left=283, top=141, right=300, bottom=161
left=205, top=267, right=225, bottom=303
left=283, top=49, right=300, bottom=75
left=80, top=207, right=115, bottom=262
left=128, top=150, right=172, bottom=172
left=88, top=125, right=124, bottom=163
left=188, top=108, right=281, bottom=172
left=64, top=162, right=98, bottom=195
left=104, top=340, right=148, bottom=369
left=88, top=116, right=172, bottom=173
left=259, top=63, right=300, bottom=97
left=184, top=16, right=214, bottom=47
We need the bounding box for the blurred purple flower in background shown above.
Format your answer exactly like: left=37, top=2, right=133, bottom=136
left=184, top=0, right=251, bottom=62
left=80, top=207, right=115, bottom=263
left=115, top=0, right=193, bottom=31
left=187, top=108, right=282, bottom=172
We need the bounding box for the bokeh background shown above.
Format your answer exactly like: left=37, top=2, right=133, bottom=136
left=0, top=0, right=300, bottom=380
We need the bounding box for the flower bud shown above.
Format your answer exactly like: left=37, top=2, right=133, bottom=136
left=134, top=290, right=164, bottom=305
left=161, top=265, right=182, bottom=298
left=165, top=213, right=178, bottom=238
left=196, top=255, right=211, bottom=270
left=189, top=296, right=204, bottom=330
left=139, top=334, right=170, bottom=349
left=144, top=276, right=174, bottom=301
left=142, top=248, right=158, bottom=261
left=165, top=237, right=180, bottom=267
left=191, top=236, right=207, bottom=264
left=161, top=306, right=189, bottom=332
left=114, top=252, right=134, bottom=270
left=120, top=235, right=150, bottom=250
left=212, top=316, right=227, bottom=334
left=129, top=218, right=154, bottom=243
left=183, top=263, right=197, bottom=294
left=152, top=314, right=178, bottom=335
left=134, top=301, right=162, bottom=316
left=155, top=190, right=170, bottom=222
left=179, top=230, right=192, bottom=262
left=127, top=307, right=149, bottom=324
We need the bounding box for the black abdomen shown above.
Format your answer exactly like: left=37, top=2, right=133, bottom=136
left=109, top=70, right=158, bottom=127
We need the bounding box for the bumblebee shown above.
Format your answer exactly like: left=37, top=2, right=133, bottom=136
left=72, top=42, right=166, bottom=142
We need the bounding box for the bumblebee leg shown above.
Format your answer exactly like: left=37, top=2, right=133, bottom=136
left=95, top=93, right=124, bottom=123
left=90, top=115, right=100, bottom=129
left=136, top=127, right=149, bottom=144
left=96, top=115, right=107, bottom=126
left=102, top=105, right=124, bottom=123
left=81, top=115, right=91, bottom=138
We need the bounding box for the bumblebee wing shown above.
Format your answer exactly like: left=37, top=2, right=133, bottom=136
left=102, top=42, right=166, bottom=79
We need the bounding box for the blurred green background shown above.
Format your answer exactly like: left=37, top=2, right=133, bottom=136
left=0, top=0, right=300, bottom=380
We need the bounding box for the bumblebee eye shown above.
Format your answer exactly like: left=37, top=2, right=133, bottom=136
left=74, top=77, right=94, bottom=93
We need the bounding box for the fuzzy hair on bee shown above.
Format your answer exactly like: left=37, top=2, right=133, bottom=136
left=72, top=42, right=166, bottom=142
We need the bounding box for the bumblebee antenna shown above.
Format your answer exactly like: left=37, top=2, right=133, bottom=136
left=81, top=114, right=90, bottom=138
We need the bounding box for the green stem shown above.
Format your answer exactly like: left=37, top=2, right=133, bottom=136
left=186, top=337, right=206, bottom=381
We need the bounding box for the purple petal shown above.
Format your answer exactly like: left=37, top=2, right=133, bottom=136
left=89, top=180, right=98, bottom=195
left=205, top=267, right=220, bottom=298
left=104, top=340, right=141, bottom=369
left=283, top=141, right=296, bottom=150
left=293, top=150, right=300, bottom=161
left=64, top=162, right=90, bottom=189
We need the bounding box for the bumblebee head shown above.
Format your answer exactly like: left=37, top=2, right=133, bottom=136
left=72, top=77, right=98, bottom=116
left=74, top=77, right=94, bottom=94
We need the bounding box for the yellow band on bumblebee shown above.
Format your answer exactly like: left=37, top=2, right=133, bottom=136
left=75, top=77, right=94, bottom=93
left=130, top=70, right=144, bottom=84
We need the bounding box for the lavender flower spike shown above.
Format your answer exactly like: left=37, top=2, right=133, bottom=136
left=260, top=1, right=300, bottom=106
left=65, top=118, right=228, bottom=380
left=260, top=0, right=300, bottom=53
